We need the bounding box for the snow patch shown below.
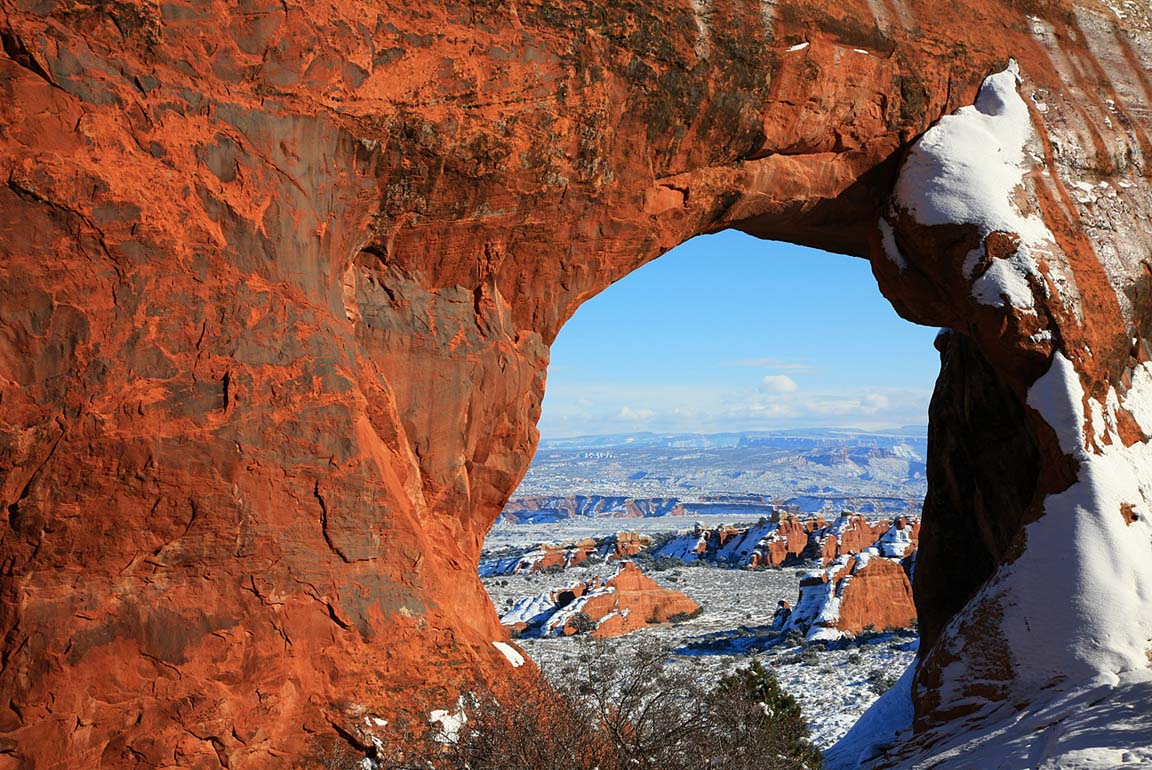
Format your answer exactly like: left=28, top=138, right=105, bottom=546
left=1026, top=351, right=1086, bottom=457
left=878, top=219, right=908, bottom=269
left=824, top=662, right=915, bottom=770
left=786, top=41, right=810, bottom=52
left=875, top=522, right=914, bottom=558
left=429, top=699, right=468, bottom=743
left=1126, top=362, right=1152, bottom=435
left=894, top=60, right=1059, bottom=311
left=493, top=641, right=525, bottom=668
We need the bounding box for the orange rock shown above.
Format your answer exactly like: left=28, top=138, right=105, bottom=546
left=789, top=555, right=916, bottom=639
left=609, top=531, right=653, bottom=559
left=1, top=0, right=1150, bottom=764
left=836, top=557, right=917, bottom=634
left=752, top=514, right=813, bottom=567
left=585, top=563, right=701, bottom=639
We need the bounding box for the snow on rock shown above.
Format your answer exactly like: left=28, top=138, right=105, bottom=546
left=500, top=590, right=561, bottom=634
left=714, top=515, right=803, bottom=566
left=894, top=60, right=1059, bottom=311
left=500, top=562, right=700, bottom=639
left=811, top=513, right=893, bottom=564
left=479, top=540, right=594, bottom=576
left=877, top=669, right=1152, bottom=769
left=874, top=516, right=919, bottom=558
left=481, top=532, right=657, bottom=577
left=1007, top=352, right=1152, bottom=687
left=912, top=348, right=1152, bottom=764
left=652, top=523, right=712, bottom=563
left=492, top=641, right=525, bottom=668
left=654, top=513, right=850, bottom=568
left=428, top=698, right=468, bottom=743
left=786, top=552, right=916, bottom=641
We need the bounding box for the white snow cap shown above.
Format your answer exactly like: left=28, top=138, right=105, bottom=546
left=894, top=59, right=1058, bottom=311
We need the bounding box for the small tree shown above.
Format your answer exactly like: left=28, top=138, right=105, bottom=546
left=702, top=660, right=823, bottom=770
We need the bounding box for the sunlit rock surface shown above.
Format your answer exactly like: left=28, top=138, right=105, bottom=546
left=501, top=561, right=701, bottom=638
left=1, top=0, right=1151, bottom=766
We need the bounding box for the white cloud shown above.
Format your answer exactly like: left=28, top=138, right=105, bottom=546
left=616, top=406, right=655, bottom=421
left=760, top=375, right=799, bottom=394
left=537, top=381, right=931, bottom=437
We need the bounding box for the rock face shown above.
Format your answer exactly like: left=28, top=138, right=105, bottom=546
left=786, top=553, right=917, bottom=640
left=500, top=562, right=700, bottom=639
left=2, top=0, right=1151, bottom=767
left=652, top=512, right=917, bottom=568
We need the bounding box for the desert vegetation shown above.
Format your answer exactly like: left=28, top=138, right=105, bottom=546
left=357, top=642, right=822, bottom=770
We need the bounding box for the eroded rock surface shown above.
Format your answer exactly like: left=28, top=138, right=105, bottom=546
left=499, top=561, right=700, bottom=638
left=787, top=552, right=917, bottom=640
left=1, top=0, right=1150, bottom=767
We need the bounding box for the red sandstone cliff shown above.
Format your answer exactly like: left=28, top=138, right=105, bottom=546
left=1, top=0, right=1151, bottom=767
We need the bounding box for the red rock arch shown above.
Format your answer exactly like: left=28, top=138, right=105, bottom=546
left=1, top=0, right=1149, bottom=767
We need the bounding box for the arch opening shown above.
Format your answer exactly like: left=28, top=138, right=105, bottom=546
left=480, top=230, right=941, bottom=752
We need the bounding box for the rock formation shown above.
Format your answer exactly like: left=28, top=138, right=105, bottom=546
left=786, top=552, right=917, bottom=640
left=651, top=512, right=918, bottom=568
left=1, top=0, right=1151, bottom=767
left=809, top=513, right=890, bottom=564
left=479, top=539, right=597, bottom=576
left=500, top=562, right=701, bottom=639
left=480, top=531, right=651, bottom=576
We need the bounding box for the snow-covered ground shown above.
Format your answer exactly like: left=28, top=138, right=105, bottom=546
left=482, top=561, right=916, bottom=750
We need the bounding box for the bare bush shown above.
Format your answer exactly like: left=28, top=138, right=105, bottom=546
left=367, top=641, right=822, bottom=770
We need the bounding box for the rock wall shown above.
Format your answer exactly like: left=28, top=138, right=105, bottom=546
left=1, top=0, right=1150, bottom=767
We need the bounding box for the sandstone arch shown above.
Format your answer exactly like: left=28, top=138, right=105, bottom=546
left=1, top=0, right=1150, bottom=767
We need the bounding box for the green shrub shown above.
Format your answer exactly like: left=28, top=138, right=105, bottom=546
left=866, top=668, right=899, bottom=695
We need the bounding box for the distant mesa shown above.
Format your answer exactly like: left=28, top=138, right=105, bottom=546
left=499, top=493, right=921, bottom=524
left=500, top=562, right=701, bottom=639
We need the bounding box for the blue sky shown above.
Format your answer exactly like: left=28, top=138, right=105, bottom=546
left=539, top=230, right=940, bottom=437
